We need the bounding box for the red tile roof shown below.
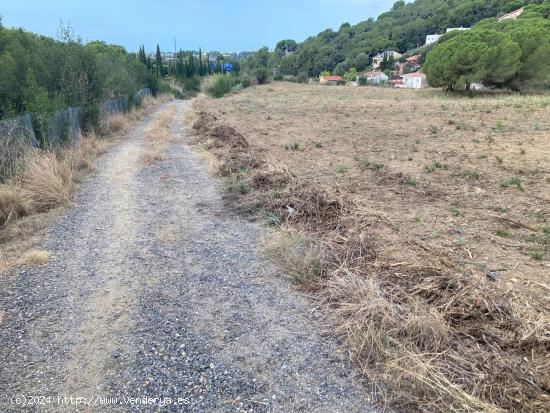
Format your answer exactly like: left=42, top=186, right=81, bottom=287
left=321, top=75, right=343, bottom=81
left=402, top=71, right=425, bottom=78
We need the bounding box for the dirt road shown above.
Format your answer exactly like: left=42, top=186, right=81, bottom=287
left=0, top=101, right=371, bottom=412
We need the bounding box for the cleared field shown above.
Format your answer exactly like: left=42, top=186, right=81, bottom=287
left=191, top=82, right=549, bottom=412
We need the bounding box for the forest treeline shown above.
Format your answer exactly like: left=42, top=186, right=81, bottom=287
left=0, top=20, right=160, bottom=127
left=245, top=0, right=548, bottom=81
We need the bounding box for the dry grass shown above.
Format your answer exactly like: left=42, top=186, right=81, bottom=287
left=66, top=131, right=111, bottom=172
left=190, top=83, right=550, bottom=413
left=0, top=184, right=30, bottom=226
left=20, top=150, right=74, bottom=212
left=0, top=95, right=171, bottom=276
left=141, top=106, right=176, bottom=164
left=101, top=113, right=129, bottom=134
left=24, top=249, right=51, bottom=266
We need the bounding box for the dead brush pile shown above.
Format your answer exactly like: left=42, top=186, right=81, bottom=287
left=193, top=111, right=353, bottom=229
left=190, top=108, right=550, bottom=413
left=192, top=111, right=261, bottom=176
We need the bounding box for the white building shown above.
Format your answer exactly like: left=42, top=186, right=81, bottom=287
left=364, top=71, right=389, bottom=84
left=446, top=27, right=470, bottom=33
left=425, top=34, right=441, bottom=45
left=426, top=27, right=470, bottom=46
left=498, top=7, right=524, bottom=21
left=401, top=72, right=427, bottom=89
left=372, top=50, right=401, bottom=69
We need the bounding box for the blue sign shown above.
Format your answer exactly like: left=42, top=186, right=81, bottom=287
left=223, top=63, right=233, bottom=72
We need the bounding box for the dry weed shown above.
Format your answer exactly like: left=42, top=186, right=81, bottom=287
left=66, top=132, right=110, bottom=172
left=20, top=150, right=73, bottom=212
left=0, top=184, right=30, bottom=226
left=101, top=113, right=129, bottom=134
left=24, top=249, right=50, bottom=266
left=141, top=106, right=176, bottom=164
left=263, top=228, right=326, bottom=286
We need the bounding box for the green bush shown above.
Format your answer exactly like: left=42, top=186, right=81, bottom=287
left=254, top=68, right=270, bottom=84
left=181, top=76, right=201, bottom=92
left=203, top=74, right=235, bottom=98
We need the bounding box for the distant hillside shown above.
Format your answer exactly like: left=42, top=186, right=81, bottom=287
left=269, top=0, right=534, bottom=77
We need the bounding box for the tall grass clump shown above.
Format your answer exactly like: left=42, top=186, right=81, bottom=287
left=0, top=185, right=30, bottom=226
left=203, top=74, right=235, bottom=98
left=20, top=150, right=74, bottom=212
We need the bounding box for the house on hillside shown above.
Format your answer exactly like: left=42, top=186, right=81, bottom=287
left=406, top=55, right=420, bottom=64
left=404, top=55, right=421, bottom=72
left=498, top=7, right=524, bottom=20
left=319, top=75, right=343, bottom=85
left=425, top=27, right=469, bottom=45
left=425, top=34, right=441, bottom=45
left=446, top=27, right=470, bottom=33
left=392, top=63, right=405, bottom=77
left=372, top=51, right=401, bottom=69
left=401, top=71, right=427, bottom=89
left=364, top=71, right=389, bottom=85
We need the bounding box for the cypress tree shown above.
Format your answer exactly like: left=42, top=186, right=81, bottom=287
left=138, top=45, right=147, bottom=65
left=187, top=51, right=194, bottom=77
left=155, top=44, right=163, bottom=78
left=199, top=47, right=204, bottom=76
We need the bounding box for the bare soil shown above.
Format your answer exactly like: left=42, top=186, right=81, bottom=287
left=191, top=82, right=550, bottom=412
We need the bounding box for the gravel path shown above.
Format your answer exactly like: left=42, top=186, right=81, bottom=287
left=0, top=101, right=372, bottom=412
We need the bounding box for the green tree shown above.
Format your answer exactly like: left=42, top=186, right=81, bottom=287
left=0, top=53, right=18, bottom=116
left=354, top=53, right=369, bottom=71
left=155, top=44, right=163, bottom=78
left=507, top=18, right=550, bottom=89
left=333, top=61, right=348, bottom=76
left=343, top=68, right=359, bottom=81
left=424, top=29, right=520, bottom=90
left=275, top=39, right=297, bottom=57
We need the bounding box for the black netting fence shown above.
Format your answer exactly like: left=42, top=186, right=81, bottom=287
left=0, top=114, right=38, bottom=180
left=135, top=87, right=153, bottom=100
left=0, top=88, right=152, bottom=181
left=46, top=107, right=84, bottom=148
left=101, top=96, right=129, bottom=120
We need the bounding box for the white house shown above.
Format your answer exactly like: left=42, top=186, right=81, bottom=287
left=498, top=7, right=524, bottom=20
left=364, top=71, right=389, bottom=84
left=372, top=51, right=401, bottom=69
left=446, top=27, right=470, bottom=33
left=401, top=71, right=427, bottom=89
left=426, top=27, right=470, bottom=46
left=425, top=34, right=441, bottom=45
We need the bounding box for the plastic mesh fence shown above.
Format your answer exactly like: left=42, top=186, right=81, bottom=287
left=0, top=113, right=38, bottom=180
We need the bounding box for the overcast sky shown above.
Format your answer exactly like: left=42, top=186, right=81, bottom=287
left=1, top=0, right=395, bottom=52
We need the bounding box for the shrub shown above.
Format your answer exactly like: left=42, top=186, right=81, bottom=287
left=203, top=74, right=235, bottom=98
left=181, top=76, right=201, bottom=92
left=254, top=68, right=270, bottom=85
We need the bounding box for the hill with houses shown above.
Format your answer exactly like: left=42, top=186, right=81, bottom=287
left=269, top=0, right=542, bottom=81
